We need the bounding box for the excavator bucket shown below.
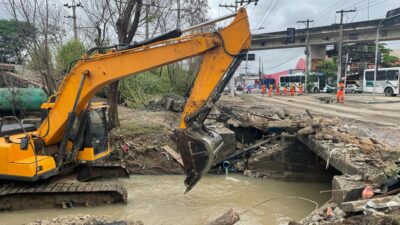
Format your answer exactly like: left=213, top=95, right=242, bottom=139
left=176, top=123, right=224, bottom=193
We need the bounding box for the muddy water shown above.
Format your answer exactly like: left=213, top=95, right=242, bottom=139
left=0, top=175, right=331, bottom=225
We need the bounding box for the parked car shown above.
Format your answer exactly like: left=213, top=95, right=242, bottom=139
left=246, top=85, right=261, bottom=94
left=345, top=84, right=363, bottom=94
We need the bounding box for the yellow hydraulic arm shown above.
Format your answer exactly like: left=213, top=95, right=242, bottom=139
left=37, top=8, right=250, bottom=191
left=38, top=8, right=250, bottom=144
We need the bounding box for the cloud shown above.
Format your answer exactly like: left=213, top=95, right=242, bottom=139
left=209, top=0, right=400, bottom=74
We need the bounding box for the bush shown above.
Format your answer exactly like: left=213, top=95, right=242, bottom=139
left=119, top=65, right=196, bottom=108
left=56, top=40, right=86, bottom=75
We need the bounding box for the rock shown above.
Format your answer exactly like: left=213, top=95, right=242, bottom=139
left=382, top=161, right=400, bottom=178
left=311, top=213, right=321, bottom=223
left=366, top=171, right=387, bottom=185
left=380, top=148, right=400, bottom=161
left=206, top=208, right=240, bottom=225
left=333, top=207, right=346, bottom=219
left=298, top=126, right=315, bottom=135
left=337, top=127, right=348, bottom=133
left=271, top=114, right=282, bottom=120
left=323, top=134, right=334, bottom=140
left=277, top=109, right=286, bottom=120
left=359, top=137, right=374, bottom=146
left=283, top=109, right=290, bottom=117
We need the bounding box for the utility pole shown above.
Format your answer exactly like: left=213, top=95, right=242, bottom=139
left=64, top=0, right=83, bottom=40
left=336, top=9, right=356, bottom=84
left=297, top=19, right=313, bottom=93
left=219, top=0, right=258, bottom=96
left=176, top=0, right=181, bottom=29
left=143, top=1, right=157, bottom=40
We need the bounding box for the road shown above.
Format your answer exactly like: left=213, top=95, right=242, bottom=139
left=220, top=93, right=400, bottom=146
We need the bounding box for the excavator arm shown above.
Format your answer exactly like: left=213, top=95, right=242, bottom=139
left=35, top=8, right=250, bottom=191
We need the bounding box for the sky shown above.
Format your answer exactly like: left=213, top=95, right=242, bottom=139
left=0, top=0, right=399, bottom=75
left=209, top=0, right=400, bottom=74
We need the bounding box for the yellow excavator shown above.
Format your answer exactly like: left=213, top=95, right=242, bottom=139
left=0, top=8, right=250, bottom=192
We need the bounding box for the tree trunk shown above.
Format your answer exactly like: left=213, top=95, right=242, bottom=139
left=108, top=80, right=120, bottom=129
left=108, top=0, right=142, bottom=130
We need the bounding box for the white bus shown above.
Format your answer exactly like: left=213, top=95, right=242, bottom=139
left=363, top=67, right=400, bottom=96
left=279, top=73, right=334, bottom=93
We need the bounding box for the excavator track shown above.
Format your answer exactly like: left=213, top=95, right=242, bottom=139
left=0, top=181, right=127, bottom=211
left=77, top=160, right=130, bottom=182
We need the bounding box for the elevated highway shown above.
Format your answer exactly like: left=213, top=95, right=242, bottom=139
left=251, top=19, right=400, bottom=51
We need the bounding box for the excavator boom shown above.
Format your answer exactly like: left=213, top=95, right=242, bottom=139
left=0, top=9, right=250, bottom=191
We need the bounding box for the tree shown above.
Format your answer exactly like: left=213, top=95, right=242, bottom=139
left=81, top=0, right=114, bottom=48
left=55, top=40, right=86, bottom=75
left=378, top=44, right=399, bottom=67
left=107, top=0, right=143, bottom=129
left=4, top=0, right=67, bottom=95
left=0, top=19, right=34, bottom=64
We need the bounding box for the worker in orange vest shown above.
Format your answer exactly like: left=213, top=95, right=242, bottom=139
left=283, top=84, right=288, bottom=96
left=290, top=83, right=295, bottom=96
left=276, top=83, right=281, bottom=95
left=268, top=84, right=273, bottom=97
left=298, top=83, right=303, bottom=96
left=336, top=80, right=345, bottom=103
left=261, top=84, right=266, bottom=96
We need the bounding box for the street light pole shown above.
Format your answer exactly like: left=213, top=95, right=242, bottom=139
left=297, top=19, right=313, bottom=93
left=373, top=24, right=380, bottom=101
left=373, top=13, right=400, bottom=101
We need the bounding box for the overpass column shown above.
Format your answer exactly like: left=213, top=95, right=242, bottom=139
left=310, top=45, right=326, bottom=69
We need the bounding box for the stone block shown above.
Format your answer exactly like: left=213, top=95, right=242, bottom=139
left=211, top=126, right=236, bottom=161
left=332, top=175, right=365, bottom=205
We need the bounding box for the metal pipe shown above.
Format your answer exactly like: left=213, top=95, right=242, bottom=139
left=181, top=11, right=237, bottom=33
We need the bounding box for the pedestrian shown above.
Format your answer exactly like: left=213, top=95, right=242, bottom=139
left=261, top=84, right=266, bottom=96
left=268, top=84, right=273, bottom=97
left=290, top=83, right=295, bottom=96
left=283, top=84, right=288, bottom=96
left=298, top=83, right=303, bottom=96
left=336, top=80, right=345, bottom=103
left=276, top=83, right=281, bottom=95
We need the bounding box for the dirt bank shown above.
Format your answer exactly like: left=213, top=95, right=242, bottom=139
left=110, top=106, right=183, bottom=175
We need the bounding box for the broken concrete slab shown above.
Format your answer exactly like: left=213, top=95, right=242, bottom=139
left=341, top=194, right=400, bottom=213
left=332, top=175, right=366, bottom=205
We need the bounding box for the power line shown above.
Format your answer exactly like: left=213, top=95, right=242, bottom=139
left=255, top=0, right=275, bottom=28
left=264, top=49, right=303, bottom=71
left=310, top=0, right=348, bottom=21
left=256, top=0, right=280, bottom=29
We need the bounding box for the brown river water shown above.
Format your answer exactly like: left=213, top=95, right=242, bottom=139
left=0, top=174, right=331, bottom=225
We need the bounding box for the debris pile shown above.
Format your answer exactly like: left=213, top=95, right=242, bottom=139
left=27, top=215, right=143, bottom=225
left=109, top=106, right=183, bottom=175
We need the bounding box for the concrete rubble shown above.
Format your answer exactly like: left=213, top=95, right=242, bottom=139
left=214, top=102, right=400, bottom=225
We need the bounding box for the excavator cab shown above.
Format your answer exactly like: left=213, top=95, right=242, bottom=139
left=75, top=102, right=110, bottom=162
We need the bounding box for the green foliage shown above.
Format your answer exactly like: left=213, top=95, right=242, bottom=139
left=119, top=70, right=172, bottom=108
left=119, top=65, right=196, bottom=108
left=367, top=43, right=400, bottom=67
left=56, top=40, right=86, bottom=75
left=317, top=59, right=337, bottom=78
left=0, top=19, right=34, bottom=63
